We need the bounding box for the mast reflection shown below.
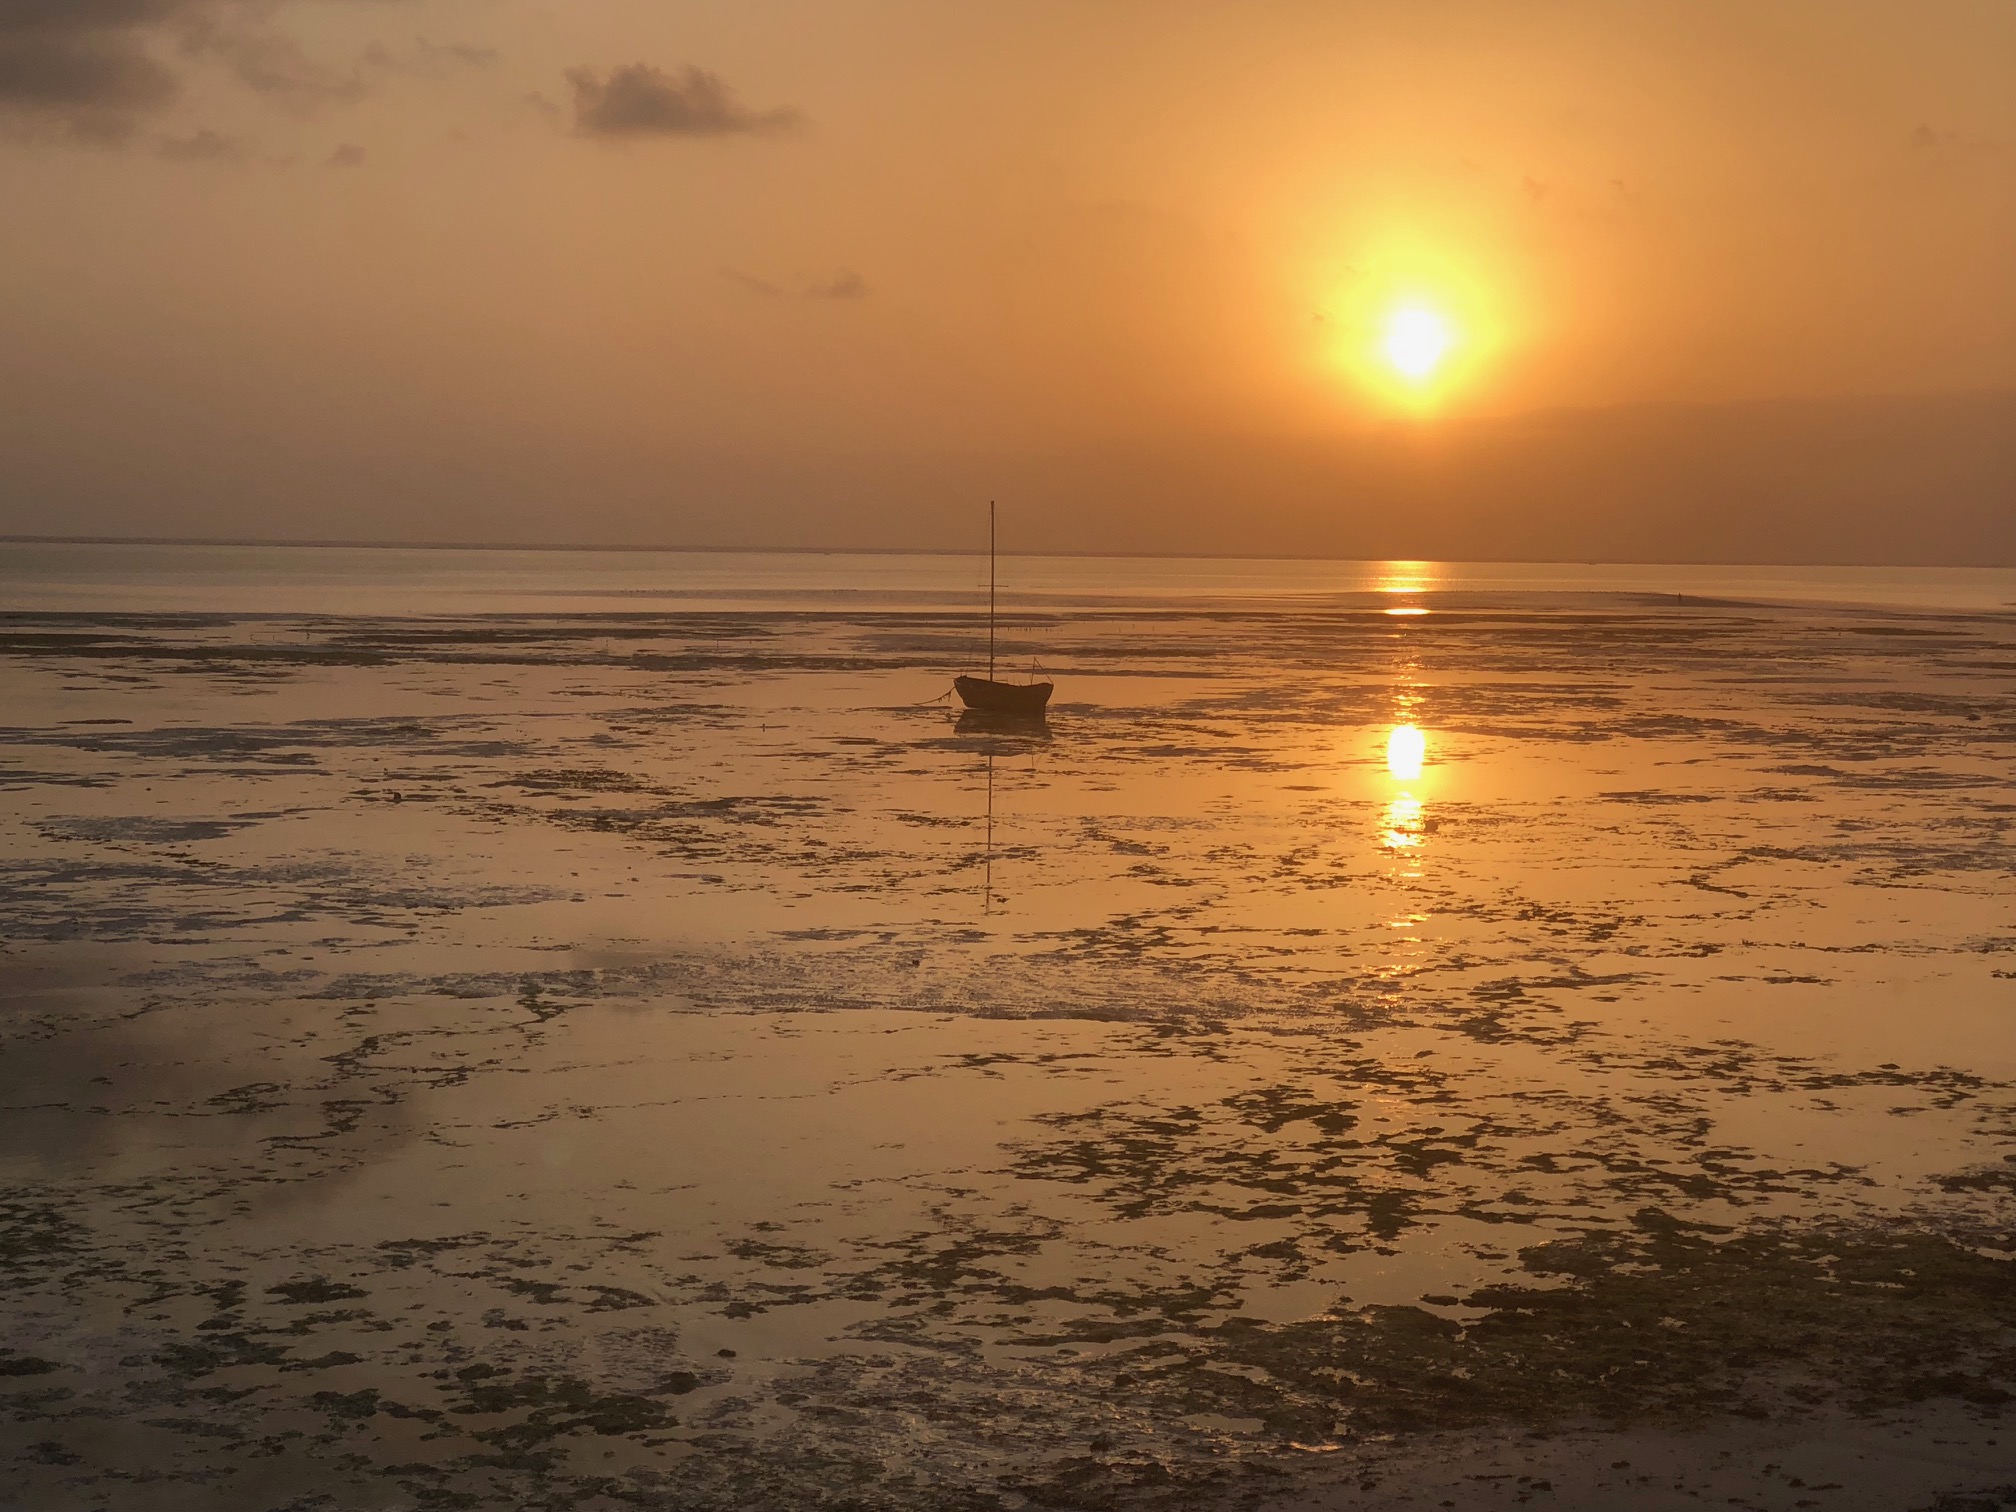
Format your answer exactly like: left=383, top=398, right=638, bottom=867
left=955, top=708, right=1048, bottom=914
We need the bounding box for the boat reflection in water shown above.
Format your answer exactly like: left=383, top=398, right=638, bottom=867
left=955, top=708, right=1049, bottom=914
left=955, top=708, right=1053, bottom=742
left=982, top=753, right=997, bottom=913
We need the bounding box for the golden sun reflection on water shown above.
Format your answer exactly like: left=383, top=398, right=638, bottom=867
left=1382, top=793, right=1425, bottom=851
left=1375, top=561, right=1437, bottom=617
left=1381, top=723, right=1430, bottom=857
left=1386, top=724, right=1426, bottom=782
left=1374, top=561, right=1437, bottom=596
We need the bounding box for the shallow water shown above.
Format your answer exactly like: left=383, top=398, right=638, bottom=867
left=0, top=563, right=2013, bottom=1510
left=6, top=538, right=2016, bottom=613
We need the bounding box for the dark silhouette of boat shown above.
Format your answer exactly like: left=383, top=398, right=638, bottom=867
left=955, top=501, right=1054, bottom=715
left=954, top=674, right=1051, bottom=716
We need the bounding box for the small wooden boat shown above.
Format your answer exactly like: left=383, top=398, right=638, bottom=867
left=955, top=674, right=1052, bottom=716
left=956, top=501, right=1054, bottom=715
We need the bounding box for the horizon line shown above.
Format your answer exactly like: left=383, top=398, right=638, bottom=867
left=2, top=534, right=2011, bottom=572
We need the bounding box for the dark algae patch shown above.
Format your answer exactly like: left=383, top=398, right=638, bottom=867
left=1142, top=1211, right=2016, bottom=1439
left=440, top=1363, right=681, bottom=1449
left=268, top=1276, right=371, bottom=1305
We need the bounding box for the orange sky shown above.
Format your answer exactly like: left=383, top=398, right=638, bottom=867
left=0, top=0, right=2011, bottom=561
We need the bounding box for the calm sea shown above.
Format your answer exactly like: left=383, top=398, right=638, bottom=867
left=2, top=540, right=2013, bottom=616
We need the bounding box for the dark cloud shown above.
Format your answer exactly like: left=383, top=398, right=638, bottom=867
left=566, top=63, right=802, bottom=139
left=0, top=0, right=183, bottom=139
left=0, top=1, right=179, bottom=26
left=322, top=140, right=363, bottom=168
left=1, top=2, right=502, bottom=145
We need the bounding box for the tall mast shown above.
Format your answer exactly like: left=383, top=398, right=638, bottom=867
left=988, top=500, right=996, bottom=680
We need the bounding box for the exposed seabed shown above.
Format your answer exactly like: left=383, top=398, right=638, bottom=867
left=1, top=595, right=2012, bottom=1510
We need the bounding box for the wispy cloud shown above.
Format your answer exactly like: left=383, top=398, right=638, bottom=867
left=723, top=269, right=785, bottom=298
left=567, top=63, right=802, bottom=139
left=192, top=20, right=366, bottom=111
left=365, top=36, right=498, bottom=81
left=806, top=270, right=867, bottom=300
left=725, top=268, right=869, bottom=301
left=156, top=125, right=241, bottom=161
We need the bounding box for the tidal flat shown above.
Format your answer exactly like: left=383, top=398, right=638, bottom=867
left=1, top=594, right=2013, bottom=1511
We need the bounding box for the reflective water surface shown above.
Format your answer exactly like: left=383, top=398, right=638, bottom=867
left=6, top=538, right=2016, bottom=613
left=1, top=575, right=2013, bottom=1509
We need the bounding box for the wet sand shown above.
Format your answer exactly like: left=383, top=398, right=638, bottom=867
left=1, top=594, right=2013, bottom=1510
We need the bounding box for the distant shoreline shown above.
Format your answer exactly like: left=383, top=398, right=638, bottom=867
left=3, top=535, right=2010, bottom=572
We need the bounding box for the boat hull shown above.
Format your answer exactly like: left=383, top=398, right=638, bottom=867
left=954, top=675, right=1054, bottom=715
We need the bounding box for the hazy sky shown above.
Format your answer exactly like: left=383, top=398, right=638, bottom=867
left=1, top=0, right=2011, bottom=562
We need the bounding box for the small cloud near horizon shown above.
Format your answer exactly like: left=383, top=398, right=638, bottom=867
left=365, top=37, right=499, bottom=80
left=323, top=141, right=366, bottom=168
left=724, top=268, right=868, bottom=301
left=158, top=128, right=245, bottom=163
left=807, top=271, right=867, bottom=300
left=567, top=63, right=802, bottom=139
left=1907, top=123, right=2002, bottom=162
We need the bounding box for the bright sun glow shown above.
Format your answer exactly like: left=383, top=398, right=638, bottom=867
left=1315, top=261, right=1487, bottom=405
left=1386, top=724, right=1426, bottom=782
left=1381, top=305, right=1453, bottom=381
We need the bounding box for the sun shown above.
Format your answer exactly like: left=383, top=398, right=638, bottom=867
left=1381, top=304, right=1453, bottom=382
left=1313, top=262, right=1486, bottom=405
